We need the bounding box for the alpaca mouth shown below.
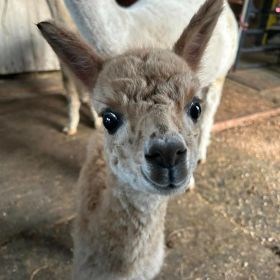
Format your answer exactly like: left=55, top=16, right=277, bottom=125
left=141, top=166, right=188, bottom=193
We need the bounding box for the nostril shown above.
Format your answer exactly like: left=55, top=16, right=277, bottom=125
left=176, top=149, right=187, bottom=156
left=145, top=151, right=161, bottom=161
left=145, top=136, right=187, bottom=168
left=174, top=148, right=187, bottom=166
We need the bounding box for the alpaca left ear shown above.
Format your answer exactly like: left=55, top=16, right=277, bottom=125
left=37, top=21, right=103, bottom=89
left=174, top=0, right=224, bottom=71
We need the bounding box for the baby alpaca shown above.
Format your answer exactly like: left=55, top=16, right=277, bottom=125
left=47, top=0, right=100, bottom=135
left=38, top=0, right=223, bottom=278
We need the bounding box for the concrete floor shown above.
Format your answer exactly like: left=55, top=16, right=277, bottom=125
left=0, top=68, right=279, bottom=279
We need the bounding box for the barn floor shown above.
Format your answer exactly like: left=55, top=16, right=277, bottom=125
left=0, top=67, right=280, bottom=280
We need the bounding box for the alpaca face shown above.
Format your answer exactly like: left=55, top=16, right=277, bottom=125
left=92, top=49, right=201, bottom=195
left=37, top=0, right=224, bottom=194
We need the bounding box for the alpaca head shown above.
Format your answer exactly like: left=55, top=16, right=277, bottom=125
left=38, top=0, right=223, bottom=195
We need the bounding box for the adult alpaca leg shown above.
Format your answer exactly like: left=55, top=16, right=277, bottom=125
left=48, top=0, right=100, bottom=134
left=61, top=67, right=81, bottom=135
left=198, top=77, right=225, bottom=163
left=77, top=86, right=102, bottom=129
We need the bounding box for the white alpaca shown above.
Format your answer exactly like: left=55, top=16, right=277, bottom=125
left=64, top=0, right=238, bottom=161
left=39, top=0, right=232, bottom=279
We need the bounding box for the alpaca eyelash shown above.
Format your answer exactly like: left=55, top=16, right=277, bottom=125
left=192, top=96, right=202, bottom=104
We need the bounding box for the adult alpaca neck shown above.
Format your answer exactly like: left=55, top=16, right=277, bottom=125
left=64, top=0, right=127, bottom=55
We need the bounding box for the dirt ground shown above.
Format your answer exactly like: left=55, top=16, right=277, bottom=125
left=0, top=67, right=279, bottom=280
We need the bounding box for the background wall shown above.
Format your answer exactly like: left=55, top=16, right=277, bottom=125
left=0, top=0, right=60, bottom=75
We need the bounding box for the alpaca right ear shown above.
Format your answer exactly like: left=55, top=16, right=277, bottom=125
left=174, top=0, right=223, bottom=71
left=37, top=21, right=103, bottom=89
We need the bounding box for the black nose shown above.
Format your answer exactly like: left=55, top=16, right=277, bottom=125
left=145, top=136, right=187, bottom=168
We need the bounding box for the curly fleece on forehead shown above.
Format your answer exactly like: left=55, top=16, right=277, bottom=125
left=96, top=49, right=199, bottom=109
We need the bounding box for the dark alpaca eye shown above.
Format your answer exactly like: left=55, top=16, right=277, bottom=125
left=189, top=101, right=201, bottom=121
left=102, top=110, right=122, bottom=134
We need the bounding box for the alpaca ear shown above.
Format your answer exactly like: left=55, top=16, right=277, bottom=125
left=174, top=0, right=224, bottom=71
left=37, top=21, right=103, bottom=89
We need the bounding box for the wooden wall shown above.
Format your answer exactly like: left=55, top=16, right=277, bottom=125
left=0, top=0, right=60, bottom=75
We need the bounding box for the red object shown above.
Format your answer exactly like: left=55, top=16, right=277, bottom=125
left=239, top=18, right=249, bottom=30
